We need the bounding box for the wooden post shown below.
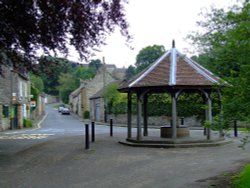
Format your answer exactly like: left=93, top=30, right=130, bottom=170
left=206, top=93, right=212, bottom=140
left=127, top=92, right=132, bottom=139
left=137, top=93, right=142, bottom=141
left=143, top=93, right=148, bottom=136
left=171, top=92, right=177, bottom=140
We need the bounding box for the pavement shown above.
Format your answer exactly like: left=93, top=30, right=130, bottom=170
left=0, top=112, right=250, bottom=188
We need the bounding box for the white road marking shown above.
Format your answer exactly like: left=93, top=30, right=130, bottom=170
left=0, top=134, right=54, bottom=140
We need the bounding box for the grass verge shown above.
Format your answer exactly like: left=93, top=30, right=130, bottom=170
left=232, top=163, right=250, bottom=188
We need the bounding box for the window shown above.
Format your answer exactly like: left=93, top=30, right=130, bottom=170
left=2, top=105, right=9, bottom=118
left=19, top=81, right=23, bottom=97
left=24, top=83, right=27, bottom=97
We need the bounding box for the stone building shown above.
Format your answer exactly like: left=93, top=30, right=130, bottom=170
left=0, top=64, right=31, bottom=131
left=69, top=65, right=121, bottom=118
left=89, top=80, right=121, bottom=122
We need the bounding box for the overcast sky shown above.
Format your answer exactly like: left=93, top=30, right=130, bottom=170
left=68, top=0, right=237, bottom=68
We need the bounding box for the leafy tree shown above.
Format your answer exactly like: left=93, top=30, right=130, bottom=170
left=125, top=65, right=136, bottom=80
left=0, top=0, right=130, bottom=74
left=188, top=0, right=250, bottom=124
left=135, top=45, right=166, bottom=73
left=104, top=83, right=127, bottom=115
left=188, top=0, right=250, bottom=78
left=30, top=74, right=44, bottom=94
left=223, top=64, right=250, bottom=122
left=58, top=66, right=95, bottom=103
left=73, top=66, right=95, bottom=82
left=58, top=73, right=78, bottom=104
left=37, top=56, right=73, bottom=95
left=30, top=86, right=39, bottom=106
left=88, top=59, right=102, bottom=75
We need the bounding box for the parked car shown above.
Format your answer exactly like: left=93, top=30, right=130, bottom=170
left=61, top=107, right=70, bottom=115
left=58, top=104, right=65, bottom=112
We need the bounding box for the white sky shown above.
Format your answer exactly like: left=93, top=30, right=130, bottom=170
left=67, top=0, right=237, bottom=68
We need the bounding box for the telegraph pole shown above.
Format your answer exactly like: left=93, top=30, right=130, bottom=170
left=102, top=57, right=107, bottom=123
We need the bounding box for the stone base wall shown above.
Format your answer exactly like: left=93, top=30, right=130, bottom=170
left=0, top=104, right=10, bottom=131
left=107, top=114, right=202, bottom=127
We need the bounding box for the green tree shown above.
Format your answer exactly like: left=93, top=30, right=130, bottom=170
left=73, top=66, right=95, bottom=83
left=188, top=0, right=250, bottom=123
left=58, top=66, right=95, bottom=103
left=135, top=45, right=166, bottom=73
left=58, top=73, right=78, bottom=104
left=125, top=65, right=136, bottom=80
left=188, top=0, right=250, bottom=78
left=104, top=83, right=127, bottom=115
left=37, top=56, right=73, bottom=95
left=88, top=59, right=102, bottom=75
left=0, top=0, right=130, bottom=74
left=30, top=74, right=44, bottom=94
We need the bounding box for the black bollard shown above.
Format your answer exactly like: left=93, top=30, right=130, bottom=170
left=234, top=120, right=238, bottom=137
left=91, top=122, right=95, bottom=142
left=110, top=119, right=113, bottom=137
left=85, top=124, right=89, bottom=149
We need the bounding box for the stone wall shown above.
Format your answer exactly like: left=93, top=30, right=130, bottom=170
left=85, top=68, right=115, bottom=112
left=69, top=66, right=116, bottom=118
left=0, top=65, right=12, bottom=104
left=107, top=114, right=202, bottom=127
left=90, top=97, right=105, bottom=121
left=0, top=64, right=32, bottom=131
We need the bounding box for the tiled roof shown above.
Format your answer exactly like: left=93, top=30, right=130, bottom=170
left=120, top=43, right=224, bottom=90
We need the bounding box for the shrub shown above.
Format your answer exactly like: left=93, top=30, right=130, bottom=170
left=83, top=111, right=90, bottom=119
left=23, top=118, right=33, bottom=128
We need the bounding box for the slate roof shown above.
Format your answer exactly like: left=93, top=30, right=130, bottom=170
left=119, top=42, right=224, bottom=91
left=90, top=80, right=122, bottom=100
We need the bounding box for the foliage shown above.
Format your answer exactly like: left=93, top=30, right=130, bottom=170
left=88, top=59, right=102, bottom=75
left=37, top=56, right=73, bottom=95
left=223, top=64, right=250, bottom=122
left=188, top=1, right=250, bottom=78
left=147, top=94, right=171, bottom=116
left=58, top=73, right=78, bottom=104
left=30, top=74, right=44, bottom=94
left=125, top=65, right=136, bottom=80
left=104, top=83, right=127, bottom=115
left=73, top=66, right=95, bottom=84
left=83, top=111, right=90, bottom=119
left=188, top=0, right=250, bottom=126
left=58, top=65, right=95, bottom=103
left=31, top=85, right=39, bottom=104
left=233, top=163, right=250, bottom=188
left=135, top=45, right=166, bottom=73
left=23, top=118, right=33, bottom=128
left=0, top=0, right=130, bottom=74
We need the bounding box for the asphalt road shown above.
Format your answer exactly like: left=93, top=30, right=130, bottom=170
left=0, top=104, right=250, bottom=188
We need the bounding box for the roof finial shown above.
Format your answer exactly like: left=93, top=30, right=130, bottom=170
left=172, top=39, right=175, bottom=48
